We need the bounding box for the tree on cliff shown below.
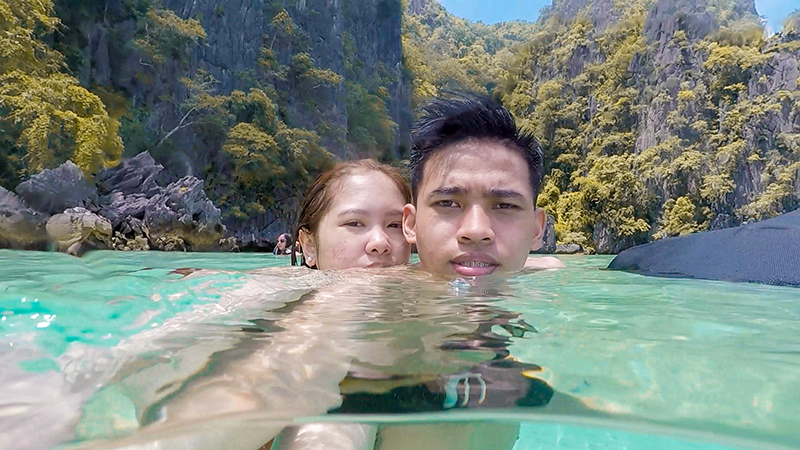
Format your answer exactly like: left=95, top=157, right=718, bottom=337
left=404, top=0, right=800, bottom=253
left=0, top=0, right=122, bottom=187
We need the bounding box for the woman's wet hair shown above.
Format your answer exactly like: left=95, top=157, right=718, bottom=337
left=410, top=91, right=544, bottom=204
left=291, top=159, right=411, bottom=268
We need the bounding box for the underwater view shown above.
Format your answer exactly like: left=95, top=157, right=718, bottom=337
left=2, top=250, right=798, bottom=449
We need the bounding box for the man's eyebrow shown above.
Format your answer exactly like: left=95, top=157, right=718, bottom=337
left=486, top=189, right=526, bottom=200
left=428, top=186, right=468, bottom=197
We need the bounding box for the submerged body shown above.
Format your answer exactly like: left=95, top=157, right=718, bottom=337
left=3, top=252, right=800, bottom=449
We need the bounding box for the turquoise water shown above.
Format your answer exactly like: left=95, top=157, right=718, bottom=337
left=1, top=250, right=798, bottom=449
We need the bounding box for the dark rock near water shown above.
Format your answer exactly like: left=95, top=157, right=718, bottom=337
left=709, top=213, right=739, bottom=231
left=556, top=243, right=584, bottom=254
left=608, top=209, right=800, bottom=287
left=99, top=191, right=151, bottom=229
left=533, top=214, right=557, bottom=254
left=97, top=152, right=164, bottom=197
left=4, top=152, right=226, bottom=254
left=144, top=176, right=225, bottom=251
left=0, top=187, right=48, bottom=250
left=593, top=221, right=642, bottom=254
left=15, top=161, right=99, bottom=216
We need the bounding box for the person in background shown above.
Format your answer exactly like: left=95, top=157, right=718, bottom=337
left=272, top=233, right=292, bottom=255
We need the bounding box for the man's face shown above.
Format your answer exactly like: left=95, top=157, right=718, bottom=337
left=403, top=140, right=545, bottom=278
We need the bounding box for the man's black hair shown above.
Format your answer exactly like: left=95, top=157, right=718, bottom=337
left=409, top=92, right=544, bottom=204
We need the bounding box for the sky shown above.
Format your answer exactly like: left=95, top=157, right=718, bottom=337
left=438, top=0, right=796, bottom=33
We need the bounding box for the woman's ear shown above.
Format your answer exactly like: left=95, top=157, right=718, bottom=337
left=298, top=228, right=318, bottom=268
left=402, top=203, right=417, bottom=245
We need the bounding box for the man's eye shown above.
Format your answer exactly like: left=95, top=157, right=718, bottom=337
left=495, top=203, right=520, bottom=210
left=435, top=200, right=459, bottom=208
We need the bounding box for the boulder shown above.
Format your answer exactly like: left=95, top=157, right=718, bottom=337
left=46, top=207, right=113, bottom=256
left=144, top=177, right=225, bottom=251
left=555, top=243, right=584, bottom=254
left=0, top=187, right=48, bottom=250
left=15, top=161, right=99, bottom=215
left=96, top=152, right=163, bottom=197
left=608, top=209, right=800, bottom=287
left=532, top=214, right=556, bottom=254
left=98, top=191, right=151, bottom=228
left=111, top=217, right=150, bottom=251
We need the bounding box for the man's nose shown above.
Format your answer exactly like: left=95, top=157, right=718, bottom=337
left=458, top=205, right=495, bottom=244
left=366, top=227, right=391, bottom=254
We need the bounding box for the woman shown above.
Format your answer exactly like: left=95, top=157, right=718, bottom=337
left=122, top=160, right=412, bottom=449
left=272, top=233, right=292, bottom=255
left=291, top=159, right=411, bottom=270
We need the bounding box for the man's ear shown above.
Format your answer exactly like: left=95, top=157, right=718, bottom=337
left=530, top=208, right=546, bottom=252
left=402, top=203, right=417, bottom=245
left=298, top=228, right=318, bottom=268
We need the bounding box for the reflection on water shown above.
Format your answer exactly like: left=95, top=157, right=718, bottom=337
left=0, top=250, right=799, bottom=449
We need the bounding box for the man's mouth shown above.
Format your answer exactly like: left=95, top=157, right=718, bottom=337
left=451, top=254, right=499, bottom=276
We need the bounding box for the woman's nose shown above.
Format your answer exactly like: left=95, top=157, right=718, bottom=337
left=366, top=228, right=391, bottom=254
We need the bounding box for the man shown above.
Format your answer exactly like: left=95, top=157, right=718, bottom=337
left=403, top=91, right=562, bottom=276
left=321, top=93, right=570, bottom=450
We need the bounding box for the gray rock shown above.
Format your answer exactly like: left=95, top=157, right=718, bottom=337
left=96, top=152, right=163, bottom=197
left=0, top=187, right=48, bottom=250
left=144, top=176, right=225, bottom=251
left=45, top=207, right=113, bottom=256
left=556, top=243, right=584, bottom=254
left=111, top=216, right=151, bottom=251
left=99, top=191, right=151, bottom=228
left=15, top=161, right=99, bottom=215
left=532, top=214, right=557, bottom=254
left=592, top=221, right=642, bottom=254
left=709, top=213, right=740, bottom=231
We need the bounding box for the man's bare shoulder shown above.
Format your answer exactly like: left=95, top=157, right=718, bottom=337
left=523, top=256, right=566, bottom=269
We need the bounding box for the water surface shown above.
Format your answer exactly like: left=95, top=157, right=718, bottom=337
left=1, top=250, right=798, bottom=449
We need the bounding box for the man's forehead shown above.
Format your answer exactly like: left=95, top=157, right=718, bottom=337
left=421, top=141, right=532, bottom=194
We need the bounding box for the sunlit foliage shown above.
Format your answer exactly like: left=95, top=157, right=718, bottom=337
left=0, top=0, right=122, bottom=184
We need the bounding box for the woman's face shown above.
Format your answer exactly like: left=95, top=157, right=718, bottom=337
left=276, top=235, right=288, bottom=251
left=303, top=171, right=411, bottom=270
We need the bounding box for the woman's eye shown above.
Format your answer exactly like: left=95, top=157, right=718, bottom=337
left=387, top=222, right=402, bottom=229
left=344, top=221, right=364, bottom=227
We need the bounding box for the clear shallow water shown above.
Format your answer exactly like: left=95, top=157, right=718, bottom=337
left=1, top=250, right=798, bottom=450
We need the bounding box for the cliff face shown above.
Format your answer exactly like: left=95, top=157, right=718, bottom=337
left=52, top=0, right=410, bottom=248
left=495, top=0, right=799, bottom=252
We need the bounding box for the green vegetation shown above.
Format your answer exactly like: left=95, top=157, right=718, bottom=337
left=0, top=0, right=797, bottom=253
left=403, top=0, right=800, bottom=252
left=0, top=0, right=122, bottom=186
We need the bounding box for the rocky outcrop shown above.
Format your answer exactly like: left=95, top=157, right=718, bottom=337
left=1, top=155, right=226, bottom=254
left=15, top=161, right=99, bottom=216
left=533, top=214, right=557, bottom=254
left=46, top=208, right=113, bottom=256
left=0, top=187, right=48, bottom=250
left=593, top=221, right=639, bottom=254
left=97, top=152, right=164, bottom=198
left=556, top=243, right=584, bottom=254
left=144, top=177, right=225, bottom=251
left=608, top=208, right=800, bottom=286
